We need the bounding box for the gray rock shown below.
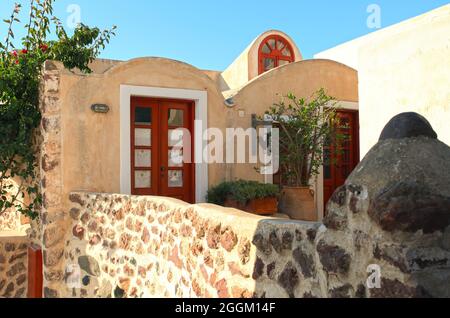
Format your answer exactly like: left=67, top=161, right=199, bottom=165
left=252, top=257, right=265, bottom=280
left=368, top=180, right=450, bottom=233
left=406, top=247, right=450, bottom=271
left=269, top=231, right=282, bottom=253
left=252, top=233, right=272, bottom=256
left=114, top=286, right=125, bottom=298
left=379, top=112, right=437, bottom=141
left=281, top=232, right=293, bottom=250
left=78, top=255, right=101, bottom=277
left=413, top=269, right=450, bottom=298
left=277, top=262, right=299, bottom=298
left=441, top=226, right=450, bottom=251
left=346, top=136, right=450, bottom=234
left=374, top=243, right=409, bottom=273
left=44, top=287, right=58, bottom=298
left=293, top=247, right=315, bottom=278
left=317, top=241, right=351, bottom=275
left=330, top=284, right=353, bottom=298
left=370, top=278, right=421, bottom=298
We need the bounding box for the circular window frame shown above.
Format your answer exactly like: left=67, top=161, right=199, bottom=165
left=258, top=34, right=296, bottom=75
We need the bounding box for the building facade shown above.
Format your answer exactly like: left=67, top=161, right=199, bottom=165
left=45, top=29, right=358, bottom=220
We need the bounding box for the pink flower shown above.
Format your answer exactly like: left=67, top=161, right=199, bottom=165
left=15, top=60, right=19, bottom=65
left=21, top=49, right=28, bottom=54
left=11, top=51, right=18, bottom=57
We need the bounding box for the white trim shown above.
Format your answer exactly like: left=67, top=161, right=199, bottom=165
left=120, top=85, right=208, bottom=203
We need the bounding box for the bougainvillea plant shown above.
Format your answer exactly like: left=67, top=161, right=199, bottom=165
left=0, top=0, right=116, bottom=219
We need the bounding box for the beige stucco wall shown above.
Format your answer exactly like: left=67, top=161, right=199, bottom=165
left=222, top=30, right=303, bottom=90
left=54, top=57, right=357, bottom=211
left=315, top=4, right=450, bottom=156
left=35, top=53, right=360, bottom=240
left=228, top=59, right=358, bottom=218
left=56, top=58, right=227, bottom=211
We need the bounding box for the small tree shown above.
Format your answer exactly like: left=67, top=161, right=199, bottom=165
left=0, top=0, right=116, bottom=219
left=265, top=88, right=343, bottom=187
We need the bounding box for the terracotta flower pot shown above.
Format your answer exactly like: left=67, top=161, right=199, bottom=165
left=279, top=187, right=317, bottom=221
left=224, top=197, right=278, bottom=216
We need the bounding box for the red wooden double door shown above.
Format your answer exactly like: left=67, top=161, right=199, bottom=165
left=131, top=97, right=195, bottom=203
left=323, top=110, right=360, bottom=213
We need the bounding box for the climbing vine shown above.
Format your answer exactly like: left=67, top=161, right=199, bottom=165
left=0, top=0, right=116, bottom=219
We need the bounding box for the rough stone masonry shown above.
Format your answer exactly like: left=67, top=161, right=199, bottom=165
left=0, top=234, right=28, bottom=298
left=41, top=112, right=449, bottom=298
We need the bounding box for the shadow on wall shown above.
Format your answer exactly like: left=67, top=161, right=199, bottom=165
left=49, top=113, right=450, bottom=299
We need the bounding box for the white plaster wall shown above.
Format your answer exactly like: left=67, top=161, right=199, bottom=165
left=358, top=5, right=450, bottom=156
left=222, top=30, right=302, bottom=90
left=315, top=4, right=450, bottom=157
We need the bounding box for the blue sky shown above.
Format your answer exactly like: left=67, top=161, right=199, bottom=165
left=1, top=0, right=448, bottom=70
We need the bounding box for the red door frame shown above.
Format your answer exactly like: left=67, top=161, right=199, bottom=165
left=323, top=110, right=360, bottom=214
left=130, top=97, right=196, bottom=203
left=27, top=246, right=43, bottom=298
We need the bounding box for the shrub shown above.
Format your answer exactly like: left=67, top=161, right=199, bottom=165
left=0, top=0, right=116, bottom=219
left=265, top=89, right=344, bottom=187
left=207, top=180, right=280, bottom=206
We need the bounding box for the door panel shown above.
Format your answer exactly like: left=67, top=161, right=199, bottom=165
left=131, top=98, right=195, bottom=203
left=159, top=101, right=194, bottom=203
left=131, top=98, right=159, bottom=196
left=323, top=110, right=359, bottom=215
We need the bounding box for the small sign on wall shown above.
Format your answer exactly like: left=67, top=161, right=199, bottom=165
left=91, top=104, right=110, bottom=113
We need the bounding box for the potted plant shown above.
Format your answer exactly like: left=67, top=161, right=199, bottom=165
left=207, top=180, right=280, bottom=216
left=265, top=89, right=342, bottom=221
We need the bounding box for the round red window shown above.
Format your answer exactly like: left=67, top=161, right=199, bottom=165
left=258, top=35, right=295, bottom=75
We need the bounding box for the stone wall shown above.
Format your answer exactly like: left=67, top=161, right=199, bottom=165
left=32, top=61, right=67, bottom=296
left=0, top=234, right=28, bottom=298
left=64, top=192, right=324, bottom=298
left=55, top=117, right=450, bottom=298
left=63, top=178, right=450, bottom=298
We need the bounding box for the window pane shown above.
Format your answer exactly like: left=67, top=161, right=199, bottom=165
left=135, top=150, right=151, bottom=167
left=135, top=171, right=151, bottom=188
left=277, top=40, right=285, bottom=50
left=282, top=47, right=292, bottom=57
left=262, top=43, right=271, bottom=54
left=169, top=129, right=184, bottom=147
left=324, top=165, right=331, bottom=180
left=135, top=128, right=151, bottom=146
left=264, top=58, right=275, bottom=71
left=169, top=149, right=183, bottom=167
left=135, top=107, right=152, bottom=125
left=168, top=109, right=184, bottom=127
left=168, top=170, right=183, bottom=188
left=343, top=150, right=350, bottom=164
left=268, top=39, right=276, bottom=49
left=278, top=59, right=290, bottom=67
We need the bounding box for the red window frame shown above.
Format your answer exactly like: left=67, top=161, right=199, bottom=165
left=258, top=35, right=295, bottom=75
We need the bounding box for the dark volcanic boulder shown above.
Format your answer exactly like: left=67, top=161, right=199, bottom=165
left=379, top=112, right=437, bottom=141
left=346, top=115, right=450, bottom=234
